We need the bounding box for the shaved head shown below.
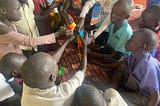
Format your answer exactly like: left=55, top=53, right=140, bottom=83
left=74, top=85, right=106, bottom=106
left=142, top=4, right=160, bottom=21
left=0, top=53, right=27, bottom=78
left=21, top=52, right=57, bottom=89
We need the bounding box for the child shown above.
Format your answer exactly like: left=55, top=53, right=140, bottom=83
left=139, top=4, right=160, bottom=61
left=0, top=53, right=27, bottom=106
left=72, top=85, right=128, bottom=106
left=21, top=35, right=87, bottom=106
left=111, top=28, right=160, bottom=106
left=0, top=0, right=66, bottom=59
left=87, top=0, right=133, bottom=66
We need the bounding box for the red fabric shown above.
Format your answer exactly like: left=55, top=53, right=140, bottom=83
left=33, top=0, right=47, bottom=14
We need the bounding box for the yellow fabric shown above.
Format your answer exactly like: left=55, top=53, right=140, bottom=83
left=103, top=88, right=128, bottom=106
left=15, top=0, right=39, bottom=51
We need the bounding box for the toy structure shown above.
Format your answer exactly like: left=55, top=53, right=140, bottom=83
left=57, top=66, right=66, bottom=75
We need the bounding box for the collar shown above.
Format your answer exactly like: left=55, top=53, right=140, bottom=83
left=110, top=20, right=128, bottom=37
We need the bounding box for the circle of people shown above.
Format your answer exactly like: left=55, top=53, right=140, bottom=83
left=0, top=0, right=160, bottom=106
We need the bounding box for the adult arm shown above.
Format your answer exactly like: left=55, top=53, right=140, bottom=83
left=78, top=33, right=88, bottom=73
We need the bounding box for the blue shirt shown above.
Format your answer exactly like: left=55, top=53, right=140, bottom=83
left=107, top=20, right=132, bottom=55
left=127, top=51, right=160, bottom=95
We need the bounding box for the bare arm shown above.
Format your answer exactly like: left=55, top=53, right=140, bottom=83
left=103, top=50, right=123, bottom=60
left=146, top=88, right=159, bottom=106
left=78, top=33, right=88, bottom=73
left=60, top=0, right=74, bottom=25
left=53, top=36, right=75, bottom=63
left=0, top=31, right=56, bottom=46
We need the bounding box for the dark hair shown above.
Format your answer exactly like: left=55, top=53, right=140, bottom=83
left=73, top=85, right=106, bottom=106
left=143, top=4, right=160, bottom=21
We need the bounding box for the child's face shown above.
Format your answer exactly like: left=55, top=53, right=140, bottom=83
left=110, top=4, right=127, bottom=24
left=11, top=58, right=26, bottom=78
left=5, top=0, right=21, bottom=22
left=125, top=32, right=143, bottom=52
left=139, top=11, right=159, bottom=32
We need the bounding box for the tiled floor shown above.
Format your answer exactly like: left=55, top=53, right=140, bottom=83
left=57, top=39, right=110, bottom=83
left=56, top=8, right=145, bottom=84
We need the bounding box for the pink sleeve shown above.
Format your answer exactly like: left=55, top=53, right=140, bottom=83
left=0, top=31, right=56, bottom=46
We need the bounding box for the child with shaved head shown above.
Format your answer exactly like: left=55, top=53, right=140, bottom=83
left=111, top=28, right=160, bottom=106
left=21, top=35, right=87, bottom=106
left=0, top=53, right=27, bottom=106
left=139, top=4, right=160, bottom=62
left=72, top=85, right=128, bottom=106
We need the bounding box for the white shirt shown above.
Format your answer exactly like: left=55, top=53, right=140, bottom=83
left=104, top=88, right=128, bottom=106
left=21, top=71, right=85, bottom=106
left=0, top=73, right=15, bottom=101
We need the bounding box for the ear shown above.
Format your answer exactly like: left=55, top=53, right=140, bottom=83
left=0, top=7, right=7, bottom=15
left=49, top=74, right=56, bottom=82
left=143, top=44, right=147, bottom=51
left=11, top=71, right=17, bottom=77
left=123, top=14, right=130, bottom=19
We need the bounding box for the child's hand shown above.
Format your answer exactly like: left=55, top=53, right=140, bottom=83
left=76, top=17, right=85, bottom=31
left=66, top=36, right=75, bottom=42
left=55, top=29, right=67, bottom=38
left=66, top=30, right=74, bottom=37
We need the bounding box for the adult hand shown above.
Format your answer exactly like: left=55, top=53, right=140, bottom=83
left=55, top=28, right=67, bottom=38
